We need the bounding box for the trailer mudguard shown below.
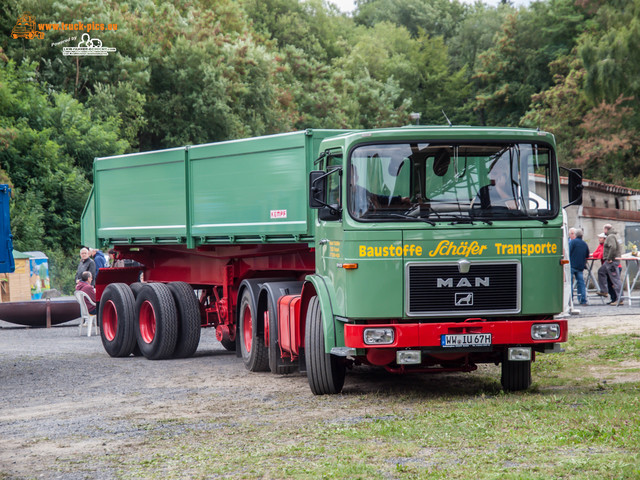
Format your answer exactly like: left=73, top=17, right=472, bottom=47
left=259, top=280, right=302, bottom=366
left=302, top=274, right=339, bottom=353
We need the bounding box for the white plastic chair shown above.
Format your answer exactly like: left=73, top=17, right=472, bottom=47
left=75, top=290, right=98, bottom=337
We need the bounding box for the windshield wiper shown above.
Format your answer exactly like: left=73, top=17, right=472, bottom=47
left=449, top=219, right=494, bottom=226
left=365, top=213, right=436, bottom=225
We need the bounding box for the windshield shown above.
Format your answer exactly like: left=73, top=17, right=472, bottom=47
left=348, top=142, right=558, bottom=222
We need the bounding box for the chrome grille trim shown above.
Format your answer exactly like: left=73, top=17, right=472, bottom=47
left=405, top=260, right=521, bottom=317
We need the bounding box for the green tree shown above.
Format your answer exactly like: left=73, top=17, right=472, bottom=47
left=573, top=96, right=640, bottom=187
left=579, top=0, right=640, bottom=104
left=473, top=0, right=585, bottom=125
left=0, top=58, right=124, bottom=291
left=520, top=53, right=590, bottom=163
left=354, top=0, right=467, bottom=40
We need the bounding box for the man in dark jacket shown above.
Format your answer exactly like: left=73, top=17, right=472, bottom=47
left=91, top=248, right=107, bottom=279
left=597, top=224, right=623, bottom=305
left=75, top=247, right=96, bottom=286
left=569, top=228, right=590, bottom=305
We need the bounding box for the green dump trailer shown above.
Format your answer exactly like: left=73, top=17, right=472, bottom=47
left=82, top=127, right=581, bottom=394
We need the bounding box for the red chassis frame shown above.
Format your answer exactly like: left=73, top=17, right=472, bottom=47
left=96, top=244, right=316, bottom=344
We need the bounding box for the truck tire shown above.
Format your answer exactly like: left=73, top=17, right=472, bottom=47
left=501, top=356, right=532, bottom=391
left=305, top=296, right=345, bottom=395
left=267, top=295, right=295, bottom=375
left=238, top=289, right=269, bottom=372
left=135, top=283, right=178, bottom=360
left=167, top=282, right=201, bottom=359
left=129, top=282, right=144, bottom=298
left=126, top=283, right=145, bottom=356
left=99, top=283, right=137, bottom=357
left=220, top=337, right=236, bottom=351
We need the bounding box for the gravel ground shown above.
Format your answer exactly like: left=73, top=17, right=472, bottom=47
left=0, top=305, right=639, bottom=479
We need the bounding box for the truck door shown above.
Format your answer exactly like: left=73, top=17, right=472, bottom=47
left=313, top=150, right=347, bottom=316
left=0, top=185, right=15, bottom=273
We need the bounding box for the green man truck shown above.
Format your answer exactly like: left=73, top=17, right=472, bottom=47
left=81, top=127, right=581, bottom=394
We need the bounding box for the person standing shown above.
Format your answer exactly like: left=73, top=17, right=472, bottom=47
left=592, top=232, right=606, bottom=260
left=75, top=247, right=96, bottom=286
left=569, top=228, right=590, bottom=305
left=592, top=231, right=617, bottom=303
left=91, top=248, right=107, bottom=278
left=75, top=271, right=96, bottom=314
left=597, top=224, right=623, bottom=305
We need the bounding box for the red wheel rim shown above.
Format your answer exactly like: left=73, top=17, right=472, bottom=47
left=242, top=305, right=252, bottom=353
left=102, top=300, right=118, bottom=341
left=139, top=300, right=156, bottom=344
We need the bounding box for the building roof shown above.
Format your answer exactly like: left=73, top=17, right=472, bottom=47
left=560, top=176, right=640, bottom=196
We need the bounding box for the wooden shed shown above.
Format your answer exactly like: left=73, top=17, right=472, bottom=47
left=0, top=251, right=32, bottom=302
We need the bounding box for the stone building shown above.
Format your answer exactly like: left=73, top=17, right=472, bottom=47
left=561, top=176, right=640, bottom=253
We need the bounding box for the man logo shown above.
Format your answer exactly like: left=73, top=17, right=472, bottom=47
left=437, top=277, right=490, bottom=288
left=455, top=292, right=473, bottom=306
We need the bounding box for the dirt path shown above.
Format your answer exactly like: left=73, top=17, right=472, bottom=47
left=0, top=313, right=638, bottom=479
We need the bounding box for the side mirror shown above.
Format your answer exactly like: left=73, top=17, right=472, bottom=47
left=309, top=170, right=326, bottom=209
left=309, top=170, right=341, bottom=220
left=567, top=168, right=583, bottom=206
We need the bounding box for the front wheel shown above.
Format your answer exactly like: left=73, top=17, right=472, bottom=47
left=501, top=356, right=532, bottom=391
left=304, top=296, right=345, bottom=395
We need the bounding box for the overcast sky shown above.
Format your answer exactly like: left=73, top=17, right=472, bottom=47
left=330, top=0, right=533, bottom=14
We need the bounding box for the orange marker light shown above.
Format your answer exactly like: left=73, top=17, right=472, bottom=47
left=338, top=263, right=358, bottom=269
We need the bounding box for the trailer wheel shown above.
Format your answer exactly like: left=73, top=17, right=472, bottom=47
left=238, top=289, right=269, bottom=372
left=167, top=282, right=201, bottom=359
left=501, top=356, right=532, bottom=392
left=220, top=337, right=236, bottom=351
left=129, top=282, right=144, bottom=298
left=99, top=283, right=137, bottom=357
left=305, top=296, right=345, bottom=395
left=267, top=296, right=295, bottom=375
left=125, top=284, right=145, bottom=356
left=135, top=283, right=178, bottom=360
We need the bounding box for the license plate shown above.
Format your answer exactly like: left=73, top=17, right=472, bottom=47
left=441, top=333, right=492, bottom=348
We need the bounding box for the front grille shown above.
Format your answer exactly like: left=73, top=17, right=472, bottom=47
left=406, top=261, right=520, bottom=316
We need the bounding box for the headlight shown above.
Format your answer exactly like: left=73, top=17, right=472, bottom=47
left=531, top=323, right=560, bottom=340
left=363, top=328, right=394, bottom=345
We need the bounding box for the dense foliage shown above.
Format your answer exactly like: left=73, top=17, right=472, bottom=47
left=0, top=0, right=638, bottom=291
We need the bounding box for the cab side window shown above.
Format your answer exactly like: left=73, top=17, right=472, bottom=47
left=326, top=152, right=342, bottom=207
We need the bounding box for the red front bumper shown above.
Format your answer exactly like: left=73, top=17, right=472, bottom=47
left=343, top=319, right=568, bottom=349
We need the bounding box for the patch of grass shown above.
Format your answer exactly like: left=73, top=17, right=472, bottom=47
left=532, top=332, right=640, bottom=387
left=106, top=332, right=640, bottom=479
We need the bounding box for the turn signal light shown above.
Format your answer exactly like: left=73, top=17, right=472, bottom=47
left=338, top=263, right=358, bottom=269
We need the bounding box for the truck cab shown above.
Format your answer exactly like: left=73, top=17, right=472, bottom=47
left=306, top=127, right=574, bottom=393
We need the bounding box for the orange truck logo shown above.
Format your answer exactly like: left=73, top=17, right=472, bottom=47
left=11, top=13, right=44, bottom=40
